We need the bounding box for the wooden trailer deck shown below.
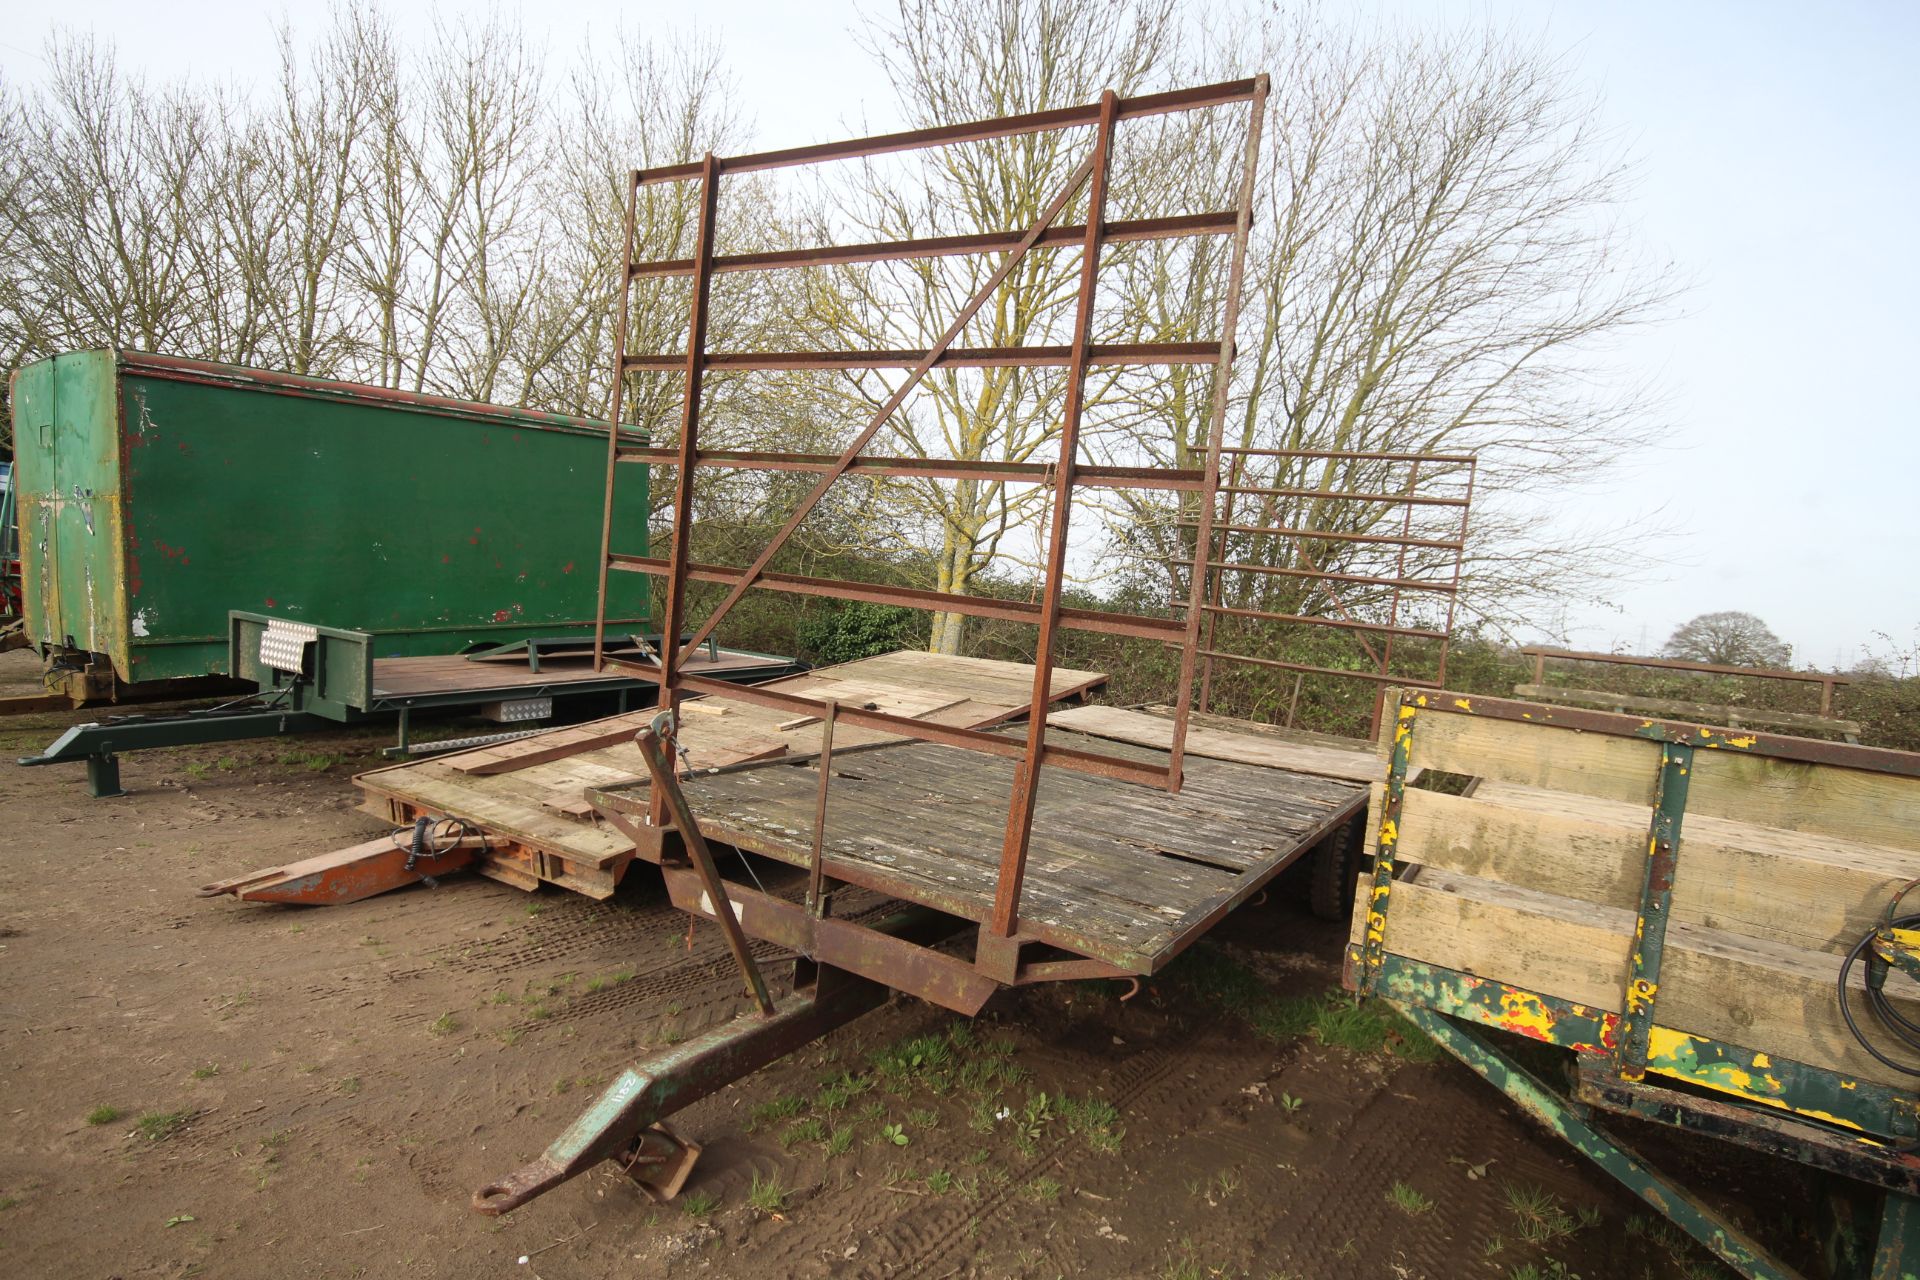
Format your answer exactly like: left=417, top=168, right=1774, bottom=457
left=597, top=715, right=1376, bottom=975
left=352, top=651, right=1108, bottom=896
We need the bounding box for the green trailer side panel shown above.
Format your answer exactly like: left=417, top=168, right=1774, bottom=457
left=13, top=351, right=649, bottom=682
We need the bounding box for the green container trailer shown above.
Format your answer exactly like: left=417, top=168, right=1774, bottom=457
left=10, top=351, right=649, bottom=685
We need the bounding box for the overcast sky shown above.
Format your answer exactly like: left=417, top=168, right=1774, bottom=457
left=4, top=1, right=1914, bottom=670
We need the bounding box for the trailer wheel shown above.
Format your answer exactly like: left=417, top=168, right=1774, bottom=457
left=1308, top=816, right=1364, bottom=922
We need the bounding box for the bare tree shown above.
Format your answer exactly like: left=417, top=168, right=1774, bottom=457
left=1089, top=17, right=1680, bottom=668
left=792, top=0, right=1180, bottom=654
left=1664, top=611, right=1791, bottom=668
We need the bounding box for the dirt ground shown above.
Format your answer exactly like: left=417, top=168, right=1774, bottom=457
left=0, top=647, right=1800, bottom=1279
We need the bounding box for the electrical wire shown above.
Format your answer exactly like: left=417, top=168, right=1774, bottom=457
left=1836, top=876, right=1920, bottom=1077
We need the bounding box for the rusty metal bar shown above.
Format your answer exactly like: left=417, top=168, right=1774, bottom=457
left=1518, top=645, right=1850, bottom=688
left=608, top=554, right=1183, bottom=641
left=631, top=211, right=1237, bottom=278
left=806, top=701, right=837, bottom=918
left=1200, top=603, right=1446, bottom=641
left=1198, top=649, right=1443, bottom=688
left=1192, top=522, right=1465, bottom=550
left=1189, top=560, right=1458, bottom=594
left=615, top=447, right=1207, bottom=492
left=1435, top=457, right=1476, bottom=686
left=991, top=90, right=1118, bottom=939
left=620, top=341, right=1215, bottom=372
left=634, top=78, right=1260, bottom=185
left=1375, top=459, right=1422, bottom=738
left=633, top=713, right=776, bottom=1017
left=1168, top=74, right=1270, bottom=790
left=1219, top=446, right=1479, bottom=464
left=668, top=147, right=1101, bottom=669
left=592, top=169, right=642, bottom=666
left=1216, top=484, right=1469, bottom=507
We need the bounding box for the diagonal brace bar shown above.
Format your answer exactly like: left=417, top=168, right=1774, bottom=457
left=668, top=146, right=1102, bottom=668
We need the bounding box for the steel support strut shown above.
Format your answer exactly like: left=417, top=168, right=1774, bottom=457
left=1396, top=1002, right=1797, bottom=1280
left=631, top=710, right=777, bottom=1017
left=471, top=966, right=887, bottom=1215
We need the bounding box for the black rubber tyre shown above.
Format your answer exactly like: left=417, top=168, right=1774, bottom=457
left=1307, top=816, right=1363, bottom=922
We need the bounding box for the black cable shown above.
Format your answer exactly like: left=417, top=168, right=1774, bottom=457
left=1836, top=878, right=1920, bottom=1077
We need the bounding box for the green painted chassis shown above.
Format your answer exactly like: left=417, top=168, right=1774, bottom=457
left=1346, top=689, right=1920, bottom=1280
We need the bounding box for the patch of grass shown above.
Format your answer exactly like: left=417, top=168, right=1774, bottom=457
left=814, top=1070, right=870, bottom=1113
left=1059, top=1094, right=1124, bottom=1152
left=136, top=1110, right=191, bottom=1142
left=497, top=1027, right=524, bottom=1047
left=781, top=1117, right=827, bottom=1149
left=583, top=969, right=635, bottom=994
left=926, top=1169, right=953, bottom=1194
left=338, top=1077, right=362, bottom=1097
left=429, top=1012, right=460, bottom=1037
left=680, top=1188, right=719, bottom=1218
left=524, top=901, right=545, bottom=917
left=184, top=761, right=211, bottom=779
left=1023, top=1174, right=1063, bottom=1202
left=190, top=1064, right=219, bottom=1081
left=86, top=1105, right=122, bottom=1126
left=747, top=1171, right=788, bottom=1214
left=1387, top=1181, right=1433, bottom=1215
left=825, top=1125, right=855, bottom=1158
left=748, top=1095, right=805, bottom=1132
left=905, top=1107, right=938, bottom=1130
left=1504, top=1181, right=1578, bottom=1245
left=0, top=1195, right=18, bottom=1211
left=216, top=755, right=238, bottom=771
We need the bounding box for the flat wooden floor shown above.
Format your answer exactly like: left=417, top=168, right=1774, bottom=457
left=654, top=727, right=1369, bottom=975
left=353, top=652, right=1109, bottom=886
left=369, top=647, right=791, bottom=697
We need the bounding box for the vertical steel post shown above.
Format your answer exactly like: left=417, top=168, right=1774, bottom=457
left=1435, top=457, right=1475, bottom=689
left=593, top=170, right=641, bottom=669
left=1373, top=458, right=1421, bottom=740
left=1359, top=691, right=1416, bottom=993
left=807, top=701, right=838, bottom=919
left=1169, top=75, right=1269, bottom=791
left=990, top=91, right=1118, bottom=939
left=1614, top=740, right=1692, bottom=1080
left=648, top=154, right=721, bottom=824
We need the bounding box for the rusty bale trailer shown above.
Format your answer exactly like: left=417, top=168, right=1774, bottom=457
left=9, top=351, right=651, bottom=699
left=1348, top=688, right=1920, bottom=1280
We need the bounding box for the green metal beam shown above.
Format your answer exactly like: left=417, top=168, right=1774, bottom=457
left=1393, top=1000, right=1798, bottom=1280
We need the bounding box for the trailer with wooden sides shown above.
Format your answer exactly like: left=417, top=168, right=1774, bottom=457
left=7, top=351, right=651, bottom=706
left=1347, top=688, right=1920, bottom=1279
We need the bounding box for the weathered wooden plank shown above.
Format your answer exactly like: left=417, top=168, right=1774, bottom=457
left=1371, top=868, right=1920, bottom=1089
left=1396, top=785, right=1920, bottom=954
left=1047, top=704, right=1382, bottom=783
left=1513, top=683, right=1861, bottom=737
left=1406, top=704, right=1662, bottom=804
left=450, top=722, right=646, bottom=775
left=1689, top=749, right=1920, bottom=853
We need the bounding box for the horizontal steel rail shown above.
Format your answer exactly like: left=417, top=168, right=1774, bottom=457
left=633, top=78, right=1261, bottom=185
left=1197, top=648, right=1443, bottom=688
left=631, top=212, right=1236, bottom=279
left=619, top=341, right=1217, bottom=372
left=607, top=554, right=1184, bottom=641
left=615, top=447, right=1206, bottom=492
left=1200, top=603, right=1448, bottom=641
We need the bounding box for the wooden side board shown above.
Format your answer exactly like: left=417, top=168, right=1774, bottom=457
left=1361, top=689, right=1920, bottom=1091
left=1395, top=784, right=1920, bottom=955
left=1374, top=868, right=1920, bottom=1090
left=1045, top=704, right=1383, bottom=784
left=1407, top=702, right=1919, bottom=852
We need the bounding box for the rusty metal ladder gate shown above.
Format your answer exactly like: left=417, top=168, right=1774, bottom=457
left=476, top=77, right=1272, bottom=1214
